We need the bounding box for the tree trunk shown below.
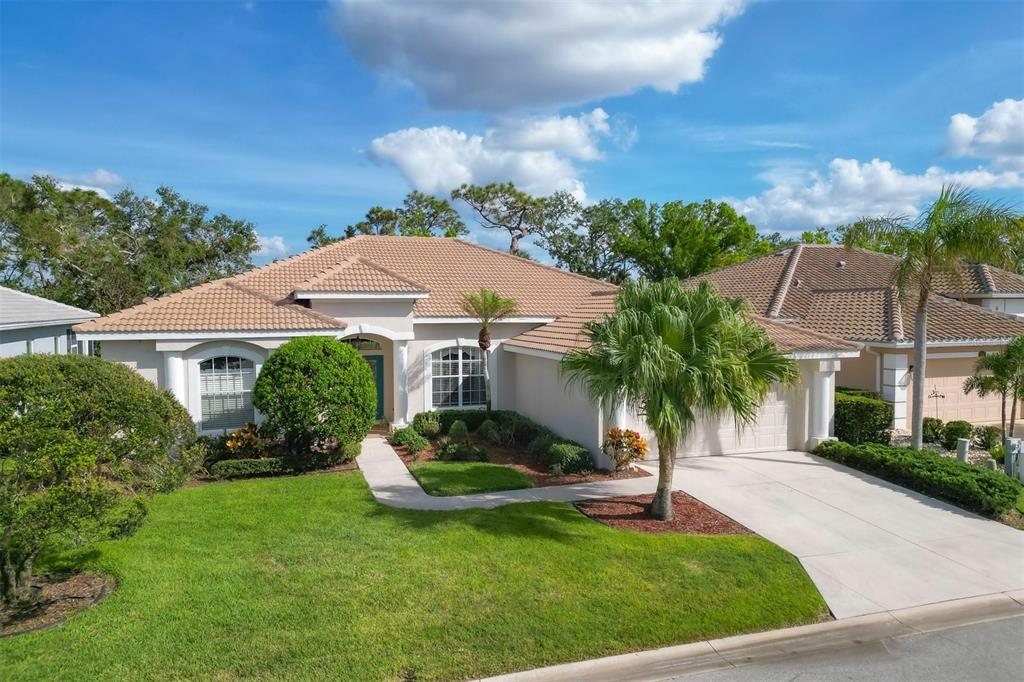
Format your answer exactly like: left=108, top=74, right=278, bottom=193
left=1000, top=392, right=1008, bottom=442
left=910, top=293, right=928, bottom=450
left=508, top=231, right=521, bottom=255
left=482, top=351, right=492, bottom=416
left=649, top=435, right=676, bottom=521
left=1, top=548, right=38, bottom=608
left=1010, top=387, right=1019, bottom=440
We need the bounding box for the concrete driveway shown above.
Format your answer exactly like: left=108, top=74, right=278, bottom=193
left=671, top=451, right=1024, bottom=619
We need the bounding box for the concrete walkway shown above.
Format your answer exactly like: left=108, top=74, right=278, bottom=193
left=357, top=437, right=1024, bottom=619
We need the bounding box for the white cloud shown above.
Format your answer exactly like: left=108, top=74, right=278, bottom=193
left=729, top=157, right=1024, bottom=231
left=77, top=168, right=124, bottom=186
left=947, top=98, right=1024, bottom=170
left=330, top=0, right=745, bottom=109
left=256, top=234, right=289, bottom=258
left=43, top=167, right=124, bottom=199
left=369, top=108, right=620, bottom=200
left=56, top=182, right=111, bottom=199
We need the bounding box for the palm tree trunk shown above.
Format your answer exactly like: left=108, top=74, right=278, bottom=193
left=649, top=434, right=676, bottom=521
left=1010, top=386, right=1019, bottom=439
left=910, top=293, right=928, bottom=450
left=482, top=351, right=491, bottom=416
left=1000, top=392, right=1008, bottom=442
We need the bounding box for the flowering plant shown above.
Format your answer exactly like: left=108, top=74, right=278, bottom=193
left=225, top=423, right=271, bottom=459
left=602, top=428, right=648, bottom=470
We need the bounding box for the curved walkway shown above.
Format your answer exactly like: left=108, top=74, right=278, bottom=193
left=358, top=436, right=1024, bottom=620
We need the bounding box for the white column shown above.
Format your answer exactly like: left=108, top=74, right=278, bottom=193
left=163, top=351, right=187, bottom=407
left=392, top=340, right=408, bottom=426
left=807, top=359, right=839, bottom=449
left=882, top=353, right=909, bottom=430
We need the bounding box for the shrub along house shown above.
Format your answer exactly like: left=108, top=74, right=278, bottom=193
left=693, top=244, right=1024, bottom=429
left=75, top=236, right=860, bottom=468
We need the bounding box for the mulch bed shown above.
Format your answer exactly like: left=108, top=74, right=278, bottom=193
left=1, top=573, right=115, bottom=638
left=393, top=440, right=650, bottom=488
left=576, top=491, right=753, bottom=535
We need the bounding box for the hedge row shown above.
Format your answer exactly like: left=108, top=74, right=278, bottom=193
left=814, top=441, right=1022, bottom=517
left=209, top=457, right=287, bottom=479
left=834, top=390, right=892, bottom=445
left=411, top=409, right=593, bottom=474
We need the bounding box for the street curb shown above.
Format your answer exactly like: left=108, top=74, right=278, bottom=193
left=480, top=592, right=1024, bottom=682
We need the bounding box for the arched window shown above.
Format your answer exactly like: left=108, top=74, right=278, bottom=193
left=199, top=355, right=256, bottom=431
left=430, top=346, right=485, bottom=408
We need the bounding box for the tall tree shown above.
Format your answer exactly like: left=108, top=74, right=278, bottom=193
left=345, top=206, right=400, bottom=238
left=460, top=288, right=518, bottom=415
left=845, top=185, right=1020, bottom=450
left=537, top=195, right=631, bottom=283
left=561, top=280, right=796, bottom=520
left=306, top=224, right=338, bottom=248
left=451, top=182, right=545, bottom=255
left=613, top=199, right=773, bottom=280
left=397, top=191, right=467, bottom=237
left=0, top=174, right=258, bottom=315
left=963, top=336, right=1024, bottom=442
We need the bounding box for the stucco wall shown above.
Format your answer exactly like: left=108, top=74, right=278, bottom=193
left=310, top=300, right=415, bottom=333
left=0, top=324, right=72, bottom=357
left=835, top=349, right=880, bottom=393
left=917, top=350, right=1003, bottom=424
left=504, top=350, right=605, bottom=462
left=100, top=340, right=162, bottom=386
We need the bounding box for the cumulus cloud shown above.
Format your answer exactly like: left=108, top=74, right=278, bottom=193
left=729, top=157, right=1024, bottom=231
left=46, top=167, right=124, bottom=198
left=77, top=168, right=124, bottom=186
left=256, top=234, right=289, bottom=258
left=947, top=98, right=1024, bottom=170
left=369, top=108, right=622, bottom=200
left=330, top=0, right=744, bottom=109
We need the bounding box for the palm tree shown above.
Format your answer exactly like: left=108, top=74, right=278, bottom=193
left=844, top=185, right=1020, bottom=450
left=964, top=336, right=1024, bottom=442
left=461, top=288, right=518, bottom=414
left=561, top=280, right=797, bottom=520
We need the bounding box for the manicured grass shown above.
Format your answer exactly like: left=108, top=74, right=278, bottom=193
left=409, top=460, right=534, bottom=496
left=0, top=473, right=827, bottom=681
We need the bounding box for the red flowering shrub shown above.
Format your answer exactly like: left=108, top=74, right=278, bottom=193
left=602, top=428, right=648, bottom=470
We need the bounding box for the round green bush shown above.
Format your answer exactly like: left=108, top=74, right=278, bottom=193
left=974, top=425, right=1002, bottom=451
left=390, top=426, right=429, bottom=454
left=545, top=442, right=592, bottom=475
left=448, top=419, right=470, bottom=445
left=253, top=337, right=376, bottom=459
left=941, top=420, right=974, bottom=451
left=414, top=413, right=441, bottom=439
left=477, top=419, right=499, bottom=443
left=922, top=417, right=944, bottom=444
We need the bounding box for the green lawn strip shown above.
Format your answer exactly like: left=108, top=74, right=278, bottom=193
left=1, top=473, right=828, bottom=681
left=409, top=460, right=534, bottom=496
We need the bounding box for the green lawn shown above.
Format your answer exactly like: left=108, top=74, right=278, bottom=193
left=0, top=472, right=827, bottom=681
left=409, top=460, right=534, bottom=496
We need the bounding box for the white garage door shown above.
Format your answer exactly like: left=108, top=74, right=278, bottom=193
left=635, top=385, right=793, bottom=459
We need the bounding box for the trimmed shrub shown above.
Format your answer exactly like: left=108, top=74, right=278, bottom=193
left=210, top=457, right=286, bottom=479
left=941, top=420, right=974, bottom=451
left=834, top=392, right=892, bottom=445
left=437, top=442, right=487, bottom=462
left=413, top=413, right=441, bottom=439
left=448, top=419, right=470, bottom=445
left=412, top=409, right=511, bottom=435
left=922, top=417, right=944, bottom=444
left=814, top=441, right=1021, bottom=517
left=991, top=444, right=1006, bottom=465
left=974, top=425, right=1002, bottom=451
left=341, top=442, right=362, bottom=462
left=390, top=426, right=429, bottom=454
left=476, top=419, right=500, bottom=443
left=526, top=433, right=556, bottom=459
left=253, top=337, right=376, bottom=463
left=545, top=442, right=592, bottom=475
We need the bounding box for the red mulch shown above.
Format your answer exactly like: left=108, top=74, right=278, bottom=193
left=576, top=492, right=753, bottom=535
left=1, top=573, right=115, bottom=638
left=394, top=440, right=650, bottom=488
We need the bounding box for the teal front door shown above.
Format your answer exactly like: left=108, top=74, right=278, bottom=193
left=364, top=355, right=385, bottom=420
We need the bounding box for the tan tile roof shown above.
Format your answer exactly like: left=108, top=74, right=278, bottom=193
left=75, top=281, right=345, bottom=333
left=504, top=292, right=861, bottom=356
left=694, top=245, right=1024, bottom=344
left=294, top=256, right=428, bottom=294
left=77, top=236, right=616, bottom=333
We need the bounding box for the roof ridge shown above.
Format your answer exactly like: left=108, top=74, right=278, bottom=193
left=346, top=255, right=431, bottom=291
left=978, top=263, right=998, bottom=293
left=223, top=281, right=347, bottom=328
left=0, top=285, right=98, bottom=317
left=768, top=244, right=802, bottom=318
left=450, top=238, right=618, bottom=291
left=888, top=289, right=906, bottom=341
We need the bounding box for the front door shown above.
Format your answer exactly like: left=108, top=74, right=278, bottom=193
left=364, top=355, right=385, bottom=420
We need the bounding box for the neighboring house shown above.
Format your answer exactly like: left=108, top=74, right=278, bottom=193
left=693, top=244, right=1024, bottom=428
left=0, top=286, right=98, bottom=358
left=74, top=236, right=859, bottom=467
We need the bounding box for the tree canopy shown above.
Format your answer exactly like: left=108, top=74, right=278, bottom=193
left=0, top=174, right=258, bottom=315
left=451, top=182, right=545, bottom=256
left=307, top=191, right=467, bottom=247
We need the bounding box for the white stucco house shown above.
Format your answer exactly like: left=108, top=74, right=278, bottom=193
left=0, top=285, right=98, bottom=358
left=75, top=236, right=861, bottom=467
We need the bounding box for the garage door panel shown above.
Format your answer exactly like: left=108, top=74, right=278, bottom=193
left=919, top=359, right=1002, bottom=424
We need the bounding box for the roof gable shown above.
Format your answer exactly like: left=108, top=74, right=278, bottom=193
left=0, top=286, right=98, bottom=330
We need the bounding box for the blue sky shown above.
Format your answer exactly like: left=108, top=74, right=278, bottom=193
left=2, top=1, right=1022, bottom=260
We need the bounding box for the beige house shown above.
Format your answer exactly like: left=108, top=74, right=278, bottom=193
left=694, top=244, right=1024, bottom=428
left=75, top=236, right=858, bottom=468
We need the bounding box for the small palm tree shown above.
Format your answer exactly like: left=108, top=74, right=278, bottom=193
left=844, top=185, right=1020, bottom=450
left=964, top=336, right=1024, bottom=441
left=561, top=280, right=797, bottom=520
left=461, top=288, right=518, bottom=414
